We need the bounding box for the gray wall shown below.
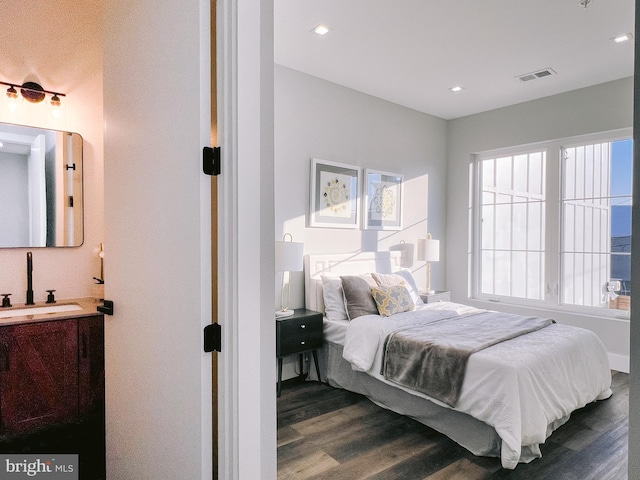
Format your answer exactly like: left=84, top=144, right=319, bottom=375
left=275, top=65, right=449, bottom=309
left=446, top=77, right=634, bottom=370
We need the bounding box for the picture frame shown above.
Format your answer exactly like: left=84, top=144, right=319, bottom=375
left=363, top=168, right=404, bottom=230
left=309, top=158, right=361, bottom=229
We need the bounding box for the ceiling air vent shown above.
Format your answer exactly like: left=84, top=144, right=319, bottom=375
left=516, top=68, right=557, bottom=82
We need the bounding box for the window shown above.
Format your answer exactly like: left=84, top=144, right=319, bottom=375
left=474, top=131, right=632, bottom=315
left=479, top=150, right=546, bottom=300
left=561, top=140, right=633, bottom=308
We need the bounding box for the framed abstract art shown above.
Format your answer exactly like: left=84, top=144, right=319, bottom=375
left=309, top=158, right=361, bottom=228
left=363, top=168, right=404, bottom=230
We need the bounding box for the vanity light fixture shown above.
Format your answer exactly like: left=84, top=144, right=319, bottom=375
left=0, top=80, right=66, bottom=114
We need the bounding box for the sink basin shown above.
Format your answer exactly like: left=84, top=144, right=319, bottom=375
left=0, top=303, right=83, bottom=319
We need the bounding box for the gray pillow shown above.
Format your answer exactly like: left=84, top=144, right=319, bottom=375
left=340, top=274, right=378, bottom=320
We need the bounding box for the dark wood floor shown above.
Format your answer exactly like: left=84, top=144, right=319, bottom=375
left=277, top=371, right=628, bottom=480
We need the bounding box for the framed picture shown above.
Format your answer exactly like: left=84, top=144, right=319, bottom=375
left=363, top=169, right=404, bottom=230
left=309, top=158, right=361, bottom=229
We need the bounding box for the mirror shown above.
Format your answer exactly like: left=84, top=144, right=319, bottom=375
left=0, top=123, right=83, bottom=248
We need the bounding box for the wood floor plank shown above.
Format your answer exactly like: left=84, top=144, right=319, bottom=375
left=307, top=433, right=434, bottom=480
left=278, top=372, right=629, bottom=480
left=291, top=401, right=383, bottom=437
left=421, top=458, right=499, bottom=480
left=278, top=425, right=304, bottom=448
left=278, top=449, right=341, bottom=480
left=366, top=439, right=497, bottom=480
left=278, top=382, right=364, bottom=428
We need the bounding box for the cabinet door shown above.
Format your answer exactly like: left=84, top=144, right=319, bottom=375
left=78, top=315, right=105, bottom=415
left=0, top=320, right=78, bottom=435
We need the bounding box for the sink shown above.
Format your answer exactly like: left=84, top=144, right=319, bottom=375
left=0, top=303, right=83, bottom=319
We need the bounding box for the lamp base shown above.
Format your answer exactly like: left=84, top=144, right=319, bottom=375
left=275, top=309, right=295, bottom=318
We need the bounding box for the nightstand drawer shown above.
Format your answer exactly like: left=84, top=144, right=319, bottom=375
left=276, top=312, right=323, bottom=357
left=278, top=333, right=322, bottom=357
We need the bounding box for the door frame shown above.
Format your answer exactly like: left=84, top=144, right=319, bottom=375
left=216, top=0, right=277, bottom=478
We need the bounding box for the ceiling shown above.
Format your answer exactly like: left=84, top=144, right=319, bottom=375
left=274, top=0, right=635, bottom=120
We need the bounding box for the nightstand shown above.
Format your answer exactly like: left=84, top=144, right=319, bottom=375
left=420, top=290, right=451, bottom=303
left=276, top=308, right=323, bottom=397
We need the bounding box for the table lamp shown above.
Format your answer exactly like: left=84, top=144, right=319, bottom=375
left=417, top=234, right=440, bottom=294
left=275, top=233, right=304, bottom=317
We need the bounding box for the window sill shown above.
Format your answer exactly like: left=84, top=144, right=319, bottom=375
left=469, top=297, right=631, bottom=323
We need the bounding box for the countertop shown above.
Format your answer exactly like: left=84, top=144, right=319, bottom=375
left=0, top=297, right=105, bottom=326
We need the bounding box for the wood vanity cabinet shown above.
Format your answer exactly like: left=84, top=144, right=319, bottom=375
left=78, top=315, right=105, bottom=415
left=0, top=314, right=104, bottom=436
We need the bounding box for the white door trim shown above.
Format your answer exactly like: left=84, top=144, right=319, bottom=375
left=217, top=0, right=276, bottom=478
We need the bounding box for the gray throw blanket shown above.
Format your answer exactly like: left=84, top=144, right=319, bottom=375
left=381, top=311, right=555, bottom=407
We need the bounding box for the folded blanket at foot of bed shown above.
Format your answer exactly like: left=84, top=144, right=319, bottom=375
left=382, top=311, right=555, bottom=406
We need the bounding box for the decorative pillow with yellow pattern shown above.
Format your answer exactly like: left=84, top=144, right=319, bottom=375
left=370, top=284, right=415, bottom=317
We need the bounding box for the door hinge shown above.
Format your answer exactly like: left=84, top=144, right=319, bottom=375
left=203, top=146, right=221, bottom=176
left=203, top=323, right=221, bottom=352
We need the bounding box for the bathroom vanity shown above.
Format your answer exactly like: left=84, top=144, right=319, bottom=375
left=0, top=298, right=104, bottom=436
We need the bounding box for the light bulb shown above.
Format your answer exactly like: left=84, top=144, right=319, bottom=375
left=50, top=94, right=61, bottom=119
left=6, top=86, right=18, bottom=112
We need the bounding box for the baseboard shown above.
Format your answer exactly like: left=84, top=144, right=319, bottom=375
left=609, top=353, right=629, bottom=373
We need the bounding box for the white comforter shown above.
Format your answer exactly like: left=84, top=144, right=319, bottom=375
left=342, top=302, right=613, bottom=469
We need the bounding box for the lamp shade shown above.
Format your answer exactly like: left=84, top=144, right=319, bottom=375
left=275, top=240, right=304, bottom=272
left=417, top=238, right=440, bottom=262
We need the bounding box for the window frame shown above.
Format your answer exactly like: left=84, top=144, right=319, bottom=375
left=471, top=128, right=632, bottom=319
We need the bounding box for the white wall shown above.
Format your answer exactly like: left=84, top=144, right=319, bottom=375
left=0, top=0, right=104, bottom=303
left=103, top=0, right=212, bottom=478
left=275, top=66, right=448, bottom=309
left=446, top=77, right=633, bottom=371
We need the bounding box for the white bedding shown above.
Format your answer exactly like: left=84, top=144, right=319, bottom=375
left=323, top=317, right=349, bottom=345
left=341, top=301, right=613, bottom=469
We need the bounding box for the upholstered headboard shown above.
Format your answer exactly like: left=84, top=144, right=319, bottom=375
left=304, top=251, right=403, bottom=313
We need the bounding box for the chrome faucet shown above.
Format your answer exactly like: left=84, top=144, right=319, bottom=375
left=26, top=251, right=34, bottom=305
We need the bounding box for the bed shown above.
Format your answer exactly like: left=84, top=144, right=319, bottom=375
left=304, top=251, right=613, bottom=470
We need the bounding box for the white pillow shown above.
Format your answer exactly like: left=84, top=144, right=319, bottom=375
left=321, top=275, right=349, bottom=321
left=395, top=270, right=424, bottom=305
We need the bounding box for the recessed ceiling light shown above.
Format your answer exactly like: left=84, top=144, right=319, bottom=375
left=311, top=24, right=330, bottom=36
left=449, top=86, right=464, bottom=93
left=613, top=33, right=633, bottom=43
